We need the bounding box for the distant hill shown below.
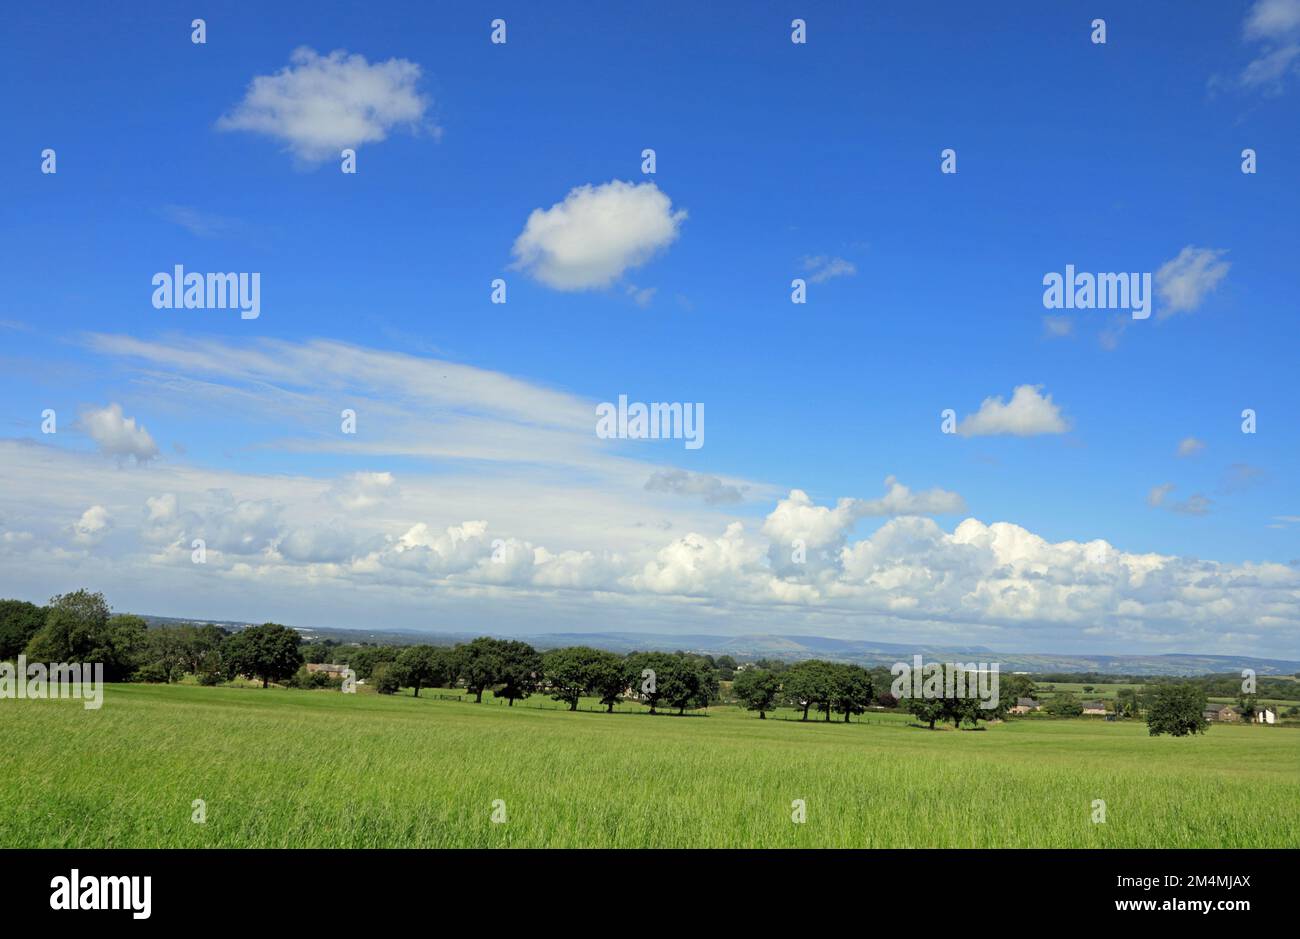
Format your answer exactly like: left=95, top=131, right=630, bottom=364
left=135, top=615, right=1300, bottom=676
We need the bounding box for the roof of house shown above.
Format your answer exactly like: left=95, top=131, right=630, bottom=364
left=1082, top=702, right=1106, bottom=710
left=1016, top=697, right=1039, bottom=707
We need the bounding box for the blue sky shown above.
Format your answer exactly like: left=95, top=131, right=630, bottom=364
left=1, top=1, right=1298, bottom=656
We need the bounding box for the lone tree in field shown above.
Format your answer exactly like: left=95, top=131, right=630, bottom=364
left=1146, top=683, right=1209, bottom=737
left=222, top=622, right=304, bottom=688
left=732, top=667, right=780, bottom=719
left=542, top=646, right=606, bottom=710
left=493, top=640, right=542, bottom=706
left=396, top=645, right=449, bottom=698
left=459, top=637, right=502, bottom=703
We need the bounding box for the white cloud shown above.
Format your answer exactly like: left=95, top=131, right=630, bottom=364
left=802, top=255, right=857, bottom=284
left=3, top=438, right=1298, bottom=654
left=1176, top=437, right=1205, bottom=458
left=80, top=403, right=159, bottom=463
left=328, top=471, right=398, bottom=511
left=645, top=469, right=746, bottom=505
left=7, top=336, right=1298, bottom=655
left=1230, top=1, right=1300, bottom=92
left=71, top=505, right=111, bottom=545
left=1241, top=42, right=1300, bottom=87
left=217, top=47, right=431, bottom=163
left=511, top=180, right=686, bottom=289
left=957, top=385, right=1068, bottom=437
left=1148, top=483, right=1212, bottom=516
left=1246, top=0, right=1300, bottom=38
left=1155, top=247, right=1230, bottom=317
left=858, top=476, right=967, bottom=517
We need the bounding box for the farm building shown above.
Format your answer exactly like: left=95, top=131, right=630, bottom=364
left=1009, top=697, right=1040, bottom=715
left=1253, top=707, right=1277, bottom=725
left=305, top=663, right=349, bottom=677
left=1081, top=701, right=1108, bottom=716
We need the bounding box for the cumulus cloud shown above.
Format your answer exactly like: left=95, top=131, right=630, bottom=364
left=1155, top=247, right=1230, bottom=317
left=80, top=403, right=159, bottom=463
left=1176, top=437, right=1205, bottom=458
left=857, top=476, right=967, bottom=517
left=328, top=471, right=397, bottom=511
left=760, top=481, right=965, bottom=575
left=645, top=469, right=746, bottom=505
left=511, top=180, right=686, bottom=289
left=1148, top=483, right=1212, bottom=516
left=957, top=385, right=1068, bottom=437
left=217, top=47, right=431, bottom=163
left=802, top=255, right=857, bottom=284
left=71, top=505, right=112, bottom=545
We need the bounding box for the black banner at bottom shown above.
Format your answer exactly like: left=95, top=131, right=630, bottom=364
left=0, top=849, right=1286, bottom=924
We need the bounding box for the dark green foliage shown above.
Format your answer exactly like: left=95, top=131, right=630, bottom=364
left=0, top=599, right=46, bottom=659
left=221, top=623, right=304, bottom=688
left=731, top=667, right=780, bottom=718
left=1147, top=683, right=1210, bottom=737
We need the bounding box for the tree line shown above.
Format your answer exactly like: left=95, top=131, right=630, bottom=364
left=2, top=591, right=1260, bottom=733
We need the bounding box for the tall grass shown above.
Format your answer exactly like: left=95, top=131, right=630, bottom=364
left=1, top=683, right=1295, bottom=848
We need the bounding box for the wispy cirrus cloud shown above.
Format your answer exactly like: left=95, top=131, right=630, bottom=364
left=1155, top=246, right=1230, bottom=318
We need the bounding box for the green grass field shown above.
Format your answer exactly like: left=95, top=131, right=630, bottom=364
left=3, top=683, right=1297, bottom=848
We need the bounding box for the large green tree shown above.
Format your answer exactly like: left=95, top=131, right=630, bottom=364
left=0, top=599, right=46, bottom=660
left=830, top=664, right=874, bottom=723
left=458, top=637, right=502, bottom=703
left=396, top=645, right=450, bottom=697
left=1147, top=683, right=1209, bottom=737
left=493, top=640, right=542, bottom=706
left=587, top=649, right=629, bottom=713
left=782, top=659, right=837, bottom=721
left=222, top=623, right=304, bottom=688
left=624, top=651, right=700, bottom=715
left=25, top=591, right=146, bottom=681
left=732, top=667, right=780, bottom=718
left=542, top=646, right=606, bottom=711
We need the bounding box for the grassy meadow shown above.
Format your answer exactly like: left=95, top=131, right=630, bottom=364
left=2, top=682, right=1297, bottom=848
